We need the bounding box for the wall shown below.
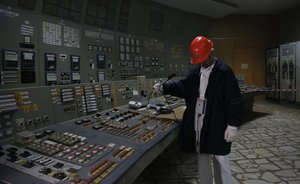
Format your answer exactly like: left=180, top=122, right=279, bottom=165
left=280, top=5, right=300, bottom=43
left=207, top=15, right=279, bottom=88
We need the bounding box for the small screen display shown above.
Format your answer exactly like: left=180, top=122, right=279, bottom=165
left=3, top=50, right=18, bottom=69
left=21, top=51, right=35, bottom=69
left=97, top=54, right=105, bottom=69
left=44, top=53, right=56, bottom=71
left=71, top=55, right=80, bottom=71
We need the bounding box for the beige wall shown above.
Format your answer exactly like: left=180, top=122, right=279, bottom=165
left=207, top=15, right=279, bottom=87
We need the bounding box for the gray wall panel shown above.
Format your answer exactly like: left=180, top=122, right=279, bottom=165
left=0, top=0, right=209, bottom=139
left=0, top=0, right=209, bottom=89
left=0, top=4, right=39, bottom=89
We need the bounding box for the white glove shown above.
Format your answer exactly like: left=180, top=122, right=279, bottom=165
left=224, top=125, right=238, bottom=143
left=153, top=83, right=163, bottom=94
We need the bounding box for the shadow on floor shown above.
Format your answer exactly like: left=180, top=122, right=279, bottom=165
left=134, top=140, right=199, bottom=184
left=266, top=98, right=300, bottom=109
left=242, top=111, right=269, bottom=124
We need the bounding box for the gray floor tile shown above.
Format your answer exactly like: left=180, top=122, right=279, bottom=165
left=134, top=101, right=300, bottom=184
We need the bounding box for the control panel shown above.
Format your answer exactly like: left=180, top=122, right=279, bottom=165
left=50, top=82, right=115, bottom=123
left=0, top=101, right=177, bottom=184
left=44, top=53, right=57, bottom=86
left=75, top=108, right=176, bottom=146
left=0, top=4, right=198, bottom=89
left=130, top=96, right=185, bottom=116
left=0, top=144, right=81, bottom=184
left=266, top=48, right=279, bottom=99
left=0, top=93, right=17, bottom=139
left=0, top=126, right=141, bottom=184
left=118, top=35, right=143, bottom=80
left=113, top=78, right=150, bottom=107
left=0, top=1, right=211, bottom=183
left=83, top=28, right=116, bottom=83
left=70, top=55, right=80, bottom=84
left=0, top=81, right=118, bottom=141
left=2, top=50, right=19, bottom=71
left=1, top=50, right=19, bottom=85
left=21, top=51, right=35, bottom=83
left=26, top=131, right=114, bottom=166
left=0, top=76, right=186, bottom=142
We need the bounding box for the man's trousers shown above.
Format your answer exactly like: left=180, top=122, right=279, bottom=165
left=198, top=153, right=233, bottom=184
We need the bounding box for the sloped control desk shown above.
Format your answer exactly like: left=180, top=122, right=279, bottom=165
left=0, top=98, right=184, bottom=184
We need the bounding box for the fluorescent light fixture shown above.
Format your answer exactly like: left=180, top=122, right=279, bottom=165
left=210, top=0, right=239, bottom=8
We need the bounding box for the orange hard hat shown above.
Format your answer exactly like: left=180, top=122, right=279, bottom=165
left=190, top=36, right=214, bottom=64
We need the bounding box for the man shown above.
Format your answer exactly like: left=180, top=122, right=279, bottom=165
left=154, top=36, right=243, bottom=183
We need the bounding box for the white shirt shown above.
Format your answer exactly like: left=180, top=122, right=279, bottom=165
left=195, top=62, right=215, bottom=152
left=199, top=63, right=215, bottom=99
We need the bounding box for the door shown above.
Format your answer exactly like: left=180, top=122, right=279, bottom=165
left=233, top=48, right=255, bottom=85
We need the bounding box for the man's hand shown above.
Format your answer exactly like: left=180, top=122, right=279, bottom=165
left=153, top=83, right=163, bottom=94
left=224, top=125, right=238, bottom=142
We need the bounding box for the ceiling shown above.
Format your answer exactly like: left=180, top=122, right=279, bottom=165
left=151, top=0, right=300, bottom=18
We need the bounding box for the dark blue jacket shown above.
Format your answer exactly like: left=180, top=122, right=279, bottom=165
left=163, top=59, right=243, bottom=155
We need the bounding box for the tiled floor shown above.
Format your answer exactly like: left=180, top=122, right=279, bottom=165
left=134, top=101, right=300, bottom=184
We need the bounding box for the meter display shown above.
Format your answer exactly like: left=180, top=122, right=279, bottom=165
left=97, top=54, right=105, bottom=69
left=44, top=53, right=56, bottom=71
left=71, top=55, right=80, bottom=71
left=21, top=51, right=35, bottom=69
left=2, top=50, right=18, bottom=70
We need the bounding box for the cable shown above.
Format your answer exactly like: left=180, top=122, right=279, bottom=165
left=145, top=73, right=176, bottom=107
left=152, top=73, right=180, bottom=122
left=163, top=94, right=179, bottom=123
left=132, top=73, right=179, bottom=122
left=146, top=86, right=154, bottom=107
